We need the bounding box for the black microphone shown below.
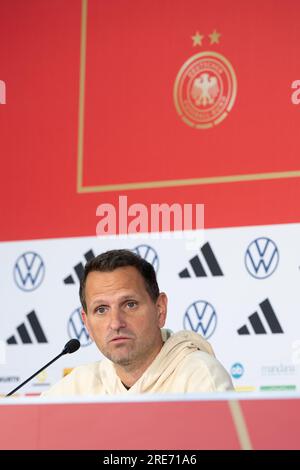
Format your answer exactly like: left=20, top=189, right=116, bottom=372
left=5, top=339, right=81, bottom=397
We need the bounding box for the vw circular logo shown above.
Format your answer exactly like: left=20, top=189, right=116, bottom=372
left=67, top=308, right=92, bottom=347
left=183, top=300, right=217, bottom=339
left=231, top=363, right=244, bottom=379
left=13, top=251, right=45, bottom=292
left=132, top=245, right=159, bottom=273
left=245, top=237, right=279, bottom=279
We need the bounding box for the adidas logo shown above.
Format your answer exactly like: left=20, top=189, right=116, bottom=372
left=63, top=249, right=95, bottom=284
left=179, top=242, right=223, bottom=278
left=6, top=311, right=48, bottom=345
left=237, top=298, right=284, bottom=335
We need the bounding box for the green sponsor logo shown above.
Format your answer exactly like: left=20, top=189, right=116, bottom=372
left=260, top=385, right=296, bottom=391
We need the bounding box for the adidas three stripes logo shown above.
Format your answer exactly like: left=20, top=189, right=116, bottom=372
left=6, top=311, right=48, bottom=345
left=179, top=242, right=223, bottom=278
left=237, top=299, right=284, bottom=335
left=64, top=249, right=95, bottom=284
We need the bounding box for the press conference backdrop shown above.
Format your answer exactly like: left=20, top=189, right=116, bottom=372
left=1, top=0, right=300, bottom=395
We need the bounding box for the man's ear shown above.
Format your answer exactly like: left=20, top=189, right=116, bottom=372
left=81, top=309, right=94, bottom=341
left=156, top=293, right=168, bottom=328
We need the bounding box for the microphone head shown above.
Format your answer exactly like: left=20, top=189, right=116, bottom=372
left=62, top=339, right=81, bottom=355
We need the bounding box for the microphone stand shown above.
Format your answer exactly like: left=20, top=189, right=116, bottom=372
left=6, top=351, right=65, bottom=397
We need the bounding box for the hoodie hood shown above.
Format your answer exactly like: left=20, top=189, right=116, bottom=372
left=161, top=328, right=215, bottom=356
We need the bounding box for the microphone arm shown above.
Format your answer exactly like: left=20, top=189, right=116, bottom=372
left=5, top=339, right=80, bottom=397
left=6, top=352, right=66, bottom=397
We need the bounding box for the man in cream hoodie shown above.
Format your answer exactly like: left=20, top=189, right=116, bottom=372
left=43, top=249, right=233, bottom=396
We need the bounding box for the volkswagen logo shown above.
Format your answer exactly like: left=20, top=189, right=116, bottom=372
left=245, top=237, right=279, bottom=279
left=132, top=245, right=159, bottom=273
left=13, top=252, right=45, bottom=292
left=67, top=308, right=92, bottom=347
left=183, top=300, right=217, bottom=339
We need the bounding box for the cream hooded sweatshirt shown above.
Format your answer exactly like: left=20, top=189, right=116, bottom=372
left=42, top=330, right=233, bottom=396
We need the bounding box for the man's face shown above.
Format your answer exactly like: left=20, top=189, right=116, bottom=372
left=81, top=266, right=167, bottom=369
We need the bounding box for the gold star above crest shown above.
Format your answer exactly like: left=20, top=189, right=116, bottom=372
left=209, top=30, right=221, bottom=44
left=191, top=31, right=204, bottom=47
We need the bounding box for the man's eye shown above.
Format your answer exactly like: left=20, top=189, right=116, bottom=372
left=95, top=306, right=107, bottom=314
left=127, top=301, right=137, bottom=309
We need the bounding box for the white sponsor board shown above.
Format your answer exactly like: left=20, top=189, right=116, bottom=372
left=0, top=223, right=299, bottom=395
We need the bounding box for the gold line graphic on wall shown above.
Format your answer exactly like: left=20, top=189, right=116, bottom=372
left=77, top=0, right=88, bottom=192
left=77, top=0, right=300, bottom=193
left=228, top=400, right=253, bottom=450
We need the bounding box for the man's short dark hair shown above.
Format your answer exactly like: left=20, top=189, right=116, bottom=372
left=79, top=249, right=160, bottom=312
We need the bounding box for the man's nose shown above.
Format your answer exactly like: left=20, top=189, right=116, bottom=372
left=109, top=308, right=126, bottom=331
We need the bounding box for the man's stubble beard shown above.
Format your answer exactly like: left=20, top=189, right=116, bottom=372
left=103, top=338, right=155, bottom=369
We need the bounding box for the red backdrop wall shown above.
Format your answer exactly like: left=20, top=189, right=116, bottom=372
left=1, top=0, right=300, bottom=242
